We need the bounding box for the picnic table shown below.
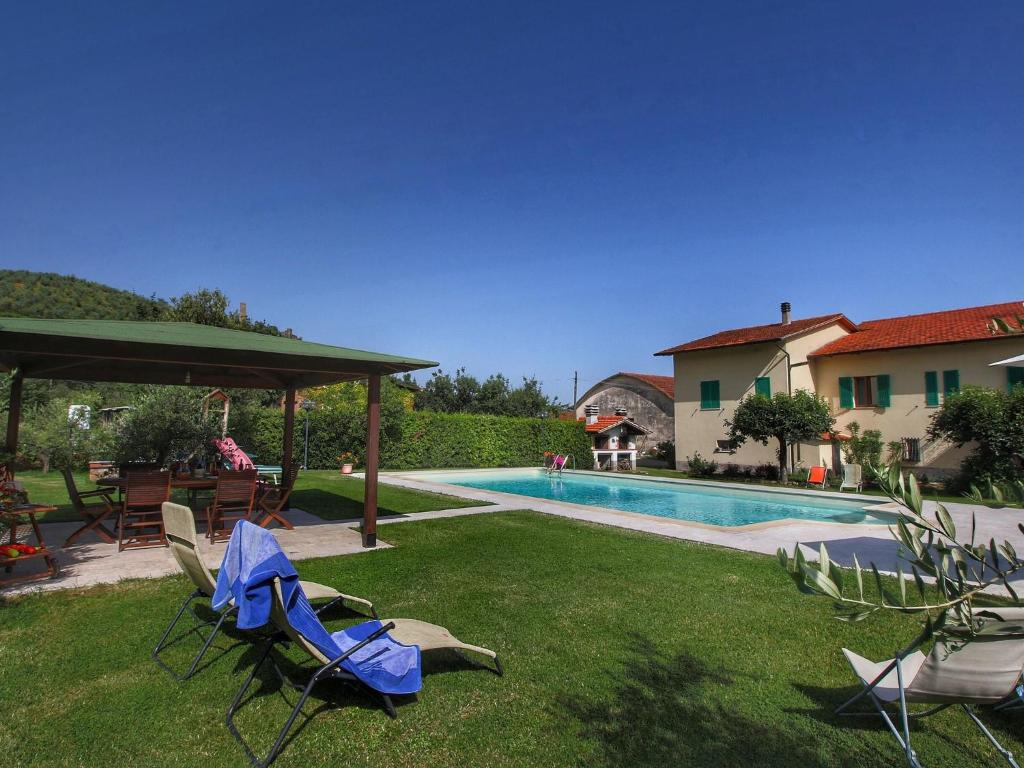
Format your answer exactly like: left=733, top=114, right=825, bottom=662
left=0, top=504, right=60, bottom=587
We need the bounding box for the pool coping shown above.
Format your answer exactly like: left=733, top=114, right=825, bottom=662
left=384, top=467, right=900, bottom=533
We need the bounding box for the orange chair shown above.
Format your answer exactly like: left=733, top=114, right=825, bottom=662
left=806, top=465, right=829, bottom=489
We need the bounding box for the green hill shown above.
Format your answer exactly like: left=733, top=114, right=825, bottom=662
left=0, top=270, right=168, bottom=320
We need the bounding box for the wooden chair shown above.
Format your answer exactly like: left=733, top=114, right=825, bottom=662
left=252, top=463, right=299, bottom=531
left=61, top=467, right=118, bottom=547
left=205, top=469, right=258, bottom=543
left=118, top=470, right=172, bottom=551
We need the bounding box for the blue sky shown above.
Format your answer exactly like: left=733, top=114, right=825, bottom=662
left=3, top=2, right=1022, bottom=402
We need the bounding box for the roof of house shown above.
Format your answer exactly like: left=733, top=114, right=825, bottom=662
left=617, top=372, right=675, bottom=399
left=809, top=301, right=1024, bottom=357
left=581, top=415, right=652, bottom=435
left=655, top=314, right=854, bottom=356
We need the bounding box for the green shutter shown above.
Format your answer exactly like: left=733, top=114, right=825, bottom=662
left=839, top=377, right=854, bottom=409
left=1009, top=366, right=1024, bottom=392
left=700, top=380, right=720, bottom=409
left=924, top=371, right=939, bottom=406
left=876, top=374, right=891, bottom=408
left=943, top=369, right=960, bottom=398
left=754, top=376, right=771, bottom=398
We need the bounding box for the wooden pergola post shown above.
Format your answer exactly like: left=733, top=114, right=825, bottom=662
left=5, top=369, right=23, bottom=458
left=282, top=387, right=296, bottom=469
left=363, top=374, right=380, bottom=547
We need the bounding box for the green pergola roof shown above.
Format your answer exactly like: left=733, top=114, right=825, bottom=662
left=0, top=317, right=437, bottom=389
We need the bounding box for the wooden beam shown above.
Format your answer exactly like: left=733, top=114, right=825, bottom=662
left=363, top=374, right=381, bottom=547
left=5, top=370, right=23, bottom=457
left=282, top=388, right=296, bottom=470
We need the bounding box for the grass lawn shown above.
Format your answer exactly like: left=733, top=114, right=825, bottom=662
left=12, top=470, right=482, bottom=524
left=1, top=511, right=1019, bottom=767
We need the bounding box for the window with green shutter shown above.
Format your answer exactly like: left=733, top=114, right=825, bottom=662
left=838, top=377, right=854, bottom=409
left=943, top=369, right=960, bottom=398
left=876, top=374, right=891, bottom=408
left=1009, top=367, right=1024, bottom=392
left=700, top=380, right=720, bottom=410
left=924, top=371, right=939, bottom=406
left=754, top=376, right=771, bottom=398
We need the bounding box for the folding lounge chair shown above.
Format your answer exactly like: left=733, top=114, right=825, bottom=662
left=806, top=465, right=828, bottom=489
left=153, top=502, right=376, bottom=681
left=227, top=577, right=502, bottom=767
left=836, top=616, right=1024, bottom=768
left=839, top=463, right=863, bottom=492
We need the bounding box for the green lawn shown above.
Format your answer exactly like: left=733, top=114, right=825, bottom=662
left=1, top=511, right=1018, bottom=767
left=13, top=470, right=482, bottom=524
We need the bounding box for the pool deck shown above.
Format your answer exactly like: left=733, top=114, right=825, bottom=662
left=382, top=469, right=1024, bottom=593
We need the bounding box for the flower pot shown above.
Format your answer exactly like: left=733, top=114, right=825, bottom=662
left=340, top=464, right=354, bottom=475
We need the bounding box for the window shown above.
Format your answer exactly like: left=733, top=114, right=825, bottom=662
left=839, top=375, right=891, bottom=408
left=714, top=439, right=738, bottom=454
left=924, top=371, right=939, bottom=407
left=754, top=376, right=771, bottom=398
left=943, top=370, right=960, bottom=398
left=902, top=437, right=921, bottom=463
left=699, top=380, right=720, bottom=410
left=1009, top=366, right=1024, bottom=393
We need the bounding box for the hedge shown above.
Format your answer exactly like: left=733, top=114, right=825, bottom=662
left=227, top=407, right=591, bottom=471
left=382, top=411, right=592, bottom=470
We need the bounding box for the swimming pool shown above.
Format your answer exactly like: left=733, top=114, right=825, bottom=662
left=411, top=469, right=892, bottom=527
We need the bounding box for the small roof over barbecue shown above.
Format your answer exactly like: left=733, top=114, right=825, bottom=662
left=581, top=415, right=652, bottom=435
left=0, top=317, right=437, bottom=389
left=655, top=314, right=854, bottom=356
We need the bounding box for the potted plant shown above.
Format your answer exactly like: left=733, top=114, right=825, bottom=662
left=338, top=451, right=357, bottom=475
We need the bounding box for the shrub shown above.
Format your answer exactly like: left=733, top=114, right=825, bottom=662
left=652, top=440, right=676, bottom=467
left=686, top=452, right=718, bottom=477
left=842, top=422, right=883, bottom=468
left=721, top=463, right=744, bottom=478
left=753, top=463, right=780, bottom=481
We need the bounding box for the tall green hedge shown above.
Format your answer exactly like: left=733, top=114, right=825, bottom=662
left=229, top=407, right=591, bottom=471
left=382, top=412, right=592, bottom=470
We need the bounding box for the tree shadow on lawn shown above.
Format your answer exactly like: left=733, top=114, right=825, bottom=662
left=555, top=634, right=837, bottom=768
left=289, top=488, right=415, bottom=519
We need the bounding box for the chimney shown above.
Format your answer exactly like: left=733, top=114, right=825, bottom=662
left=584, top=404, right=600, bottom=425
left=239, top=302, right=247, bottom=322
left=780, top=301, right=792, bottom=325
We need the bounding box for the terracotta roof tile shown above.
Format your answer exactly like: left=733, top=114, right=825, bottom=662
left=618, top=372, right=675, bottom=399
left=655, top=314, right=853, bottom=355
left=810, top=301, right=1024, bottom=357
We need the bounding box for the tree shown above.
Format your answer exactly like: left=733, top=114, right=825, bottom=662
left=109, top=388, right=220, bottom=466
left=414, top=368, right=560, bottom=416
left=167, top=288, right=283, bottom=336
left=726, top=390, right=834, bottom=483
left=19, top=398, right=106, bottom=472
left=928, top=385, right=1024, bottom=486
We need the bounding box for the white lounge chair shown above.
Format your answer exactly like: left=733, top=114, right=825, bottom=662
left=837, top=615, right=1024, bottom=767
left=839, top=463, right=863, bottom=492
left=153, top=502, right=376, bottom=680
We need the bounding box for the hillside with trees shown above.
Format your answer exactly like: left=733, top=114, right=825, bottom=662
left=0, top=270, right=168, bottom=320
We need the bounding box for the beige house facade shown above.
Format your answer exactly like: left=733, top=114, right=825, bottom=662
left=656, top=301, right=1024, bottom=478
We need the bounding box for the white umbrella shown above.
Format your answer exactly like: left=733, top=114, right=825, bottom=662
left=990, top=353, right=1024, bottom=366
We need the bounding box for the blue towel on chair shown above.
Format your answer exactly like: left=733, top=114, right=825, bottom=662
left=212, top=521, right=421, bottom=695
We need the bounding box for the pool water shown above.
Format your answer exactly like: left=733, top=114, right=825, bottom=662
left=419, top=469, right=890, bottom=527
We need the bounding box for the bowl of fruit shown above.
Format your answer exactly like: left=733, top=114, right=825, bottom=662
left=3, top=543, right=39, bottom=559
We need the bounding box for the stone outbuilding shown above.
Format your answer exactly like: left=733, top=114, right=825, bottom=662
left=574, top=372, right=675, bottom=444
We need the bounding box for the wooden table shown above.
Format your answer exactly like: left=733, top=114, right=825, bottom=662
left=99, top=475, right=218, bottom=507
left=1, top=504, right=60, bottom=587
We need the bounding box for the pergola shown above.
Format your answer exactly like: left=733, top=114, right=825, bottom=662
left=0, top=317, right=437, bottom=547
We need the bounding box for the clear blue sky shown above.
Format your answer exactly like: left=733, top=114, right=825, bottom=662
left=3, top=2, right=1022, bottom=402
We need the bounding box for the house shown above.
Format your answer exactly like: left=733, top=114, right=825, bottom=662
left=655, top=301, right=1024, bottom=478
left=574, top=372, right=675, bottom=443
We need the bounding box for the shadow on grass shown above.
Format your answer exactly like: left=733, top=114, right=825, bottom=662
left=556, top=634, right=833, bottom=768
